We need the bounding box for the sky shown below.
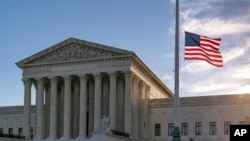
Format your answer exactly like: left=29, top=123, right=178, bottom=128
left=0, top=0, right=249, bottom=106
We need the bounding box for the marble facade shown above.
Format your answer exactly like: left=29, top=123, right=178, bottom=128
left=150, top=94, right=250, bottom=141
left=0, top=38, right=246, bottom=141
left=15, top=38, right=173, bottom=141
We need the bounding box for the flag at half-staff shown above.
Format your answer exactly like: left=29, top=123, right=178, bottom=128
left=185, top=31, right=223, bottom=67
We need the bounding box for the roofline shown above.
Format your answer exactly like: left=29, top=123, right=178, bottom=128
left=150, top=94, right=250, bottom=108
left=15, top=37, right=173, bottom=97
left=132, top=54, right=174, bottom=97
left=16, top=37, right=134, bottom=68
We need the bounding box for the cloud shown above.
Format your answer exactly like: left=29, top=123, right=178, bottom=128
left=227, top=84, right=250, bottom=94
left=169, top=0, right=250, bottom=96
left=181, top=58, right=250, bottom=96
left=163, top=53, right=174, bottom=59
left=181, top=61, right=214, bottom=74
left=180, top=0, right=250, bottom=36
left=182, top=17, right=250, bottom=37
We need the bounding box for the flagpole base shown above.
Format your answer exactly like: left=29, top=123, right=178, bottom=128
left=172, top=127, right=181, bottom=141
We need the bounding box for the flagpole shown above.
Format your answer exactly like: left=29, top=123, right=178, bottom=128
left=172, top=0, right=181, bottom=140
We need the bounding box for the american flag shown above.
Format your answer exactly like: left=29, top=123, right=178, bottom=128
left=185, top=32, right=223, bottom=67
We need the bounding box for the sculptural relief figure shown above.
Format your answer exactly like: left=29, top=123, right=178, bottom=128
left=98, top=115, right=110, bottom=132
left=26, top=42, right=121, bottom=65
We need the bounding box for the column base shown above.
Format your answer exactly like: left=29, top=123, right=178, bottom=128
left=46, top=137, right=58, bottom=141
left=76, top=136, right=87, bottom=141
left=60, top=137, right=71, bottom=141
left=33, top=137, right=44, bottom=140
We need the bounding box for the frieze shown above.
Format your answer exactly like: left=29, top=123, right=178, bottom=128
left=25, top=42, right=124, bottom=65
left=23, top=67, right=52, bottom=75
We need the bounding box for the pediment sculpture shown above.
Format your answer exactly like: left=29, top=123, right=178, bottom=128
left=25, top=42, right=124, bottom=65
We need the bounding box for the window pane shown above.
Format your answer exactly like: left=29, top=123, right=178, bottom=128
left=9, top=128, right=13, bottom=138
left=181, top=123, right=188, bottom=136
left=0, top=128, right=3, bottom=137
left=168, top=123, right=174, bottom=136
left=195, top=122, right=202, bottom=135
left=19, top=128, right=23, bottom=138
left=224, top=121, right=231, bottom=135
left=30, top=127, right=34, bottom=139
left=210, top=122, right=216, bottom=135
left=155, top=123, right=161, bottom=136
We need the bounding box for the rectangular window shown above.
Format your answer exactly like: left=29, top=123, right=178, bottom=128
left=224, top=121, right=231, bottom=135
left=181, top=123, right=188, bottom=136
left=9, top=128, right=13, bottom=138
left=0, top=128, right=3, bottom=137
left=210, top=122, right=216, bottom=135
left=168, top=123, right=174, bottom=136
left=195, top=122, right=202, bottom=135
left=18, top=128, right=23, bottom=138
left=155, top=123, right=161, bottom=136
left=30, top=127, right=34, bottom=139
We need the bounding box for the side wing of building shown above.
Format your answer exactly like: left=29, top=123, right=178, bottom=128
left=0, top=106, right=36, bottom=138
left=150, top=94, right=250, bottom=141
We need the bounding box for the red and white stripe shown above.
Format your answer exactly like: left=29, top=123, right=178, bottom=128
left=185, top=36, right=223, bottom=67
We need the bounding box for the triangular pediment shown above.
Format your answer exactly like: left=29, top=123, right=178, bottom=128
left=16, top=38, right=134, bottom=67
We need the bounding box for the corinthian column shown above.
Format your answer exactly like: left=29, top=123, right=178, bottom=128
left=109, top=72, right=117, bottom=130
left=132, top=76, right=139, bottom=137
left=49, top=76, right=58, bottom=139
left=36, top=77, right=45, bottom=139
left=78, top=74, right=88, bottom=139
left=62, top=76, right=72, bottom=139
left=23, top=78, right=31, bottom=140
left=94, top=73, right=102, bottom=131
left=124, top=71, right=134, bottom=136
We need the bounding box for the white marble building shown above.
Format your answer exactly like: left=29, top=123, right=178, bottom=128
left=150, top=94, right=250, bottom=141
left=0, top=38, right=249, bottom=141
left=15, top=38, right=173, bottom=141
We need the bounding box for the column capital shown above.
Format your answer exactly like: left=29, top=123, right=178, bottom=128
left=22, top=78, right=32, bottom=87
left=109, top=72, right=117, bottom=80
left=146, top=85, right=151, bottom=94
left=93, top=73, right=102, bottom=80
left=35, top=77, right=45, bottom=82
left=78, top=74, right=89, bottom=81
left=139, top=81, right=146, bottom=87
left=48, top=76, right=58, bottom=80
left=49, top=76, right=58, bottom=84
left=63, top=75, right=72, bottom=82
left=133, top=75, right=140, bottom=84
left=124, top=71, right=134, bottom=79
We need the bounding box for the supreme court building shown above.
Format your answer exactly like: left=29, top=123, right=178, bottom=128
left=0, top=38, right=249, bottom=141
left=15, top=38, right=173, bottom=141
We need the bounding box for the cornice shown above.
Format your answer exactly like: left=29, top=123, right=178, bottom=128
left=21, top=55, right=132, bottom=69
left=16, top=38, right=135, bottom=68
left=150, top=94, right=250, bottom=108
left=0, top=105, right=36, bottom=115
left=131, top=55, right=174, bottom=97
